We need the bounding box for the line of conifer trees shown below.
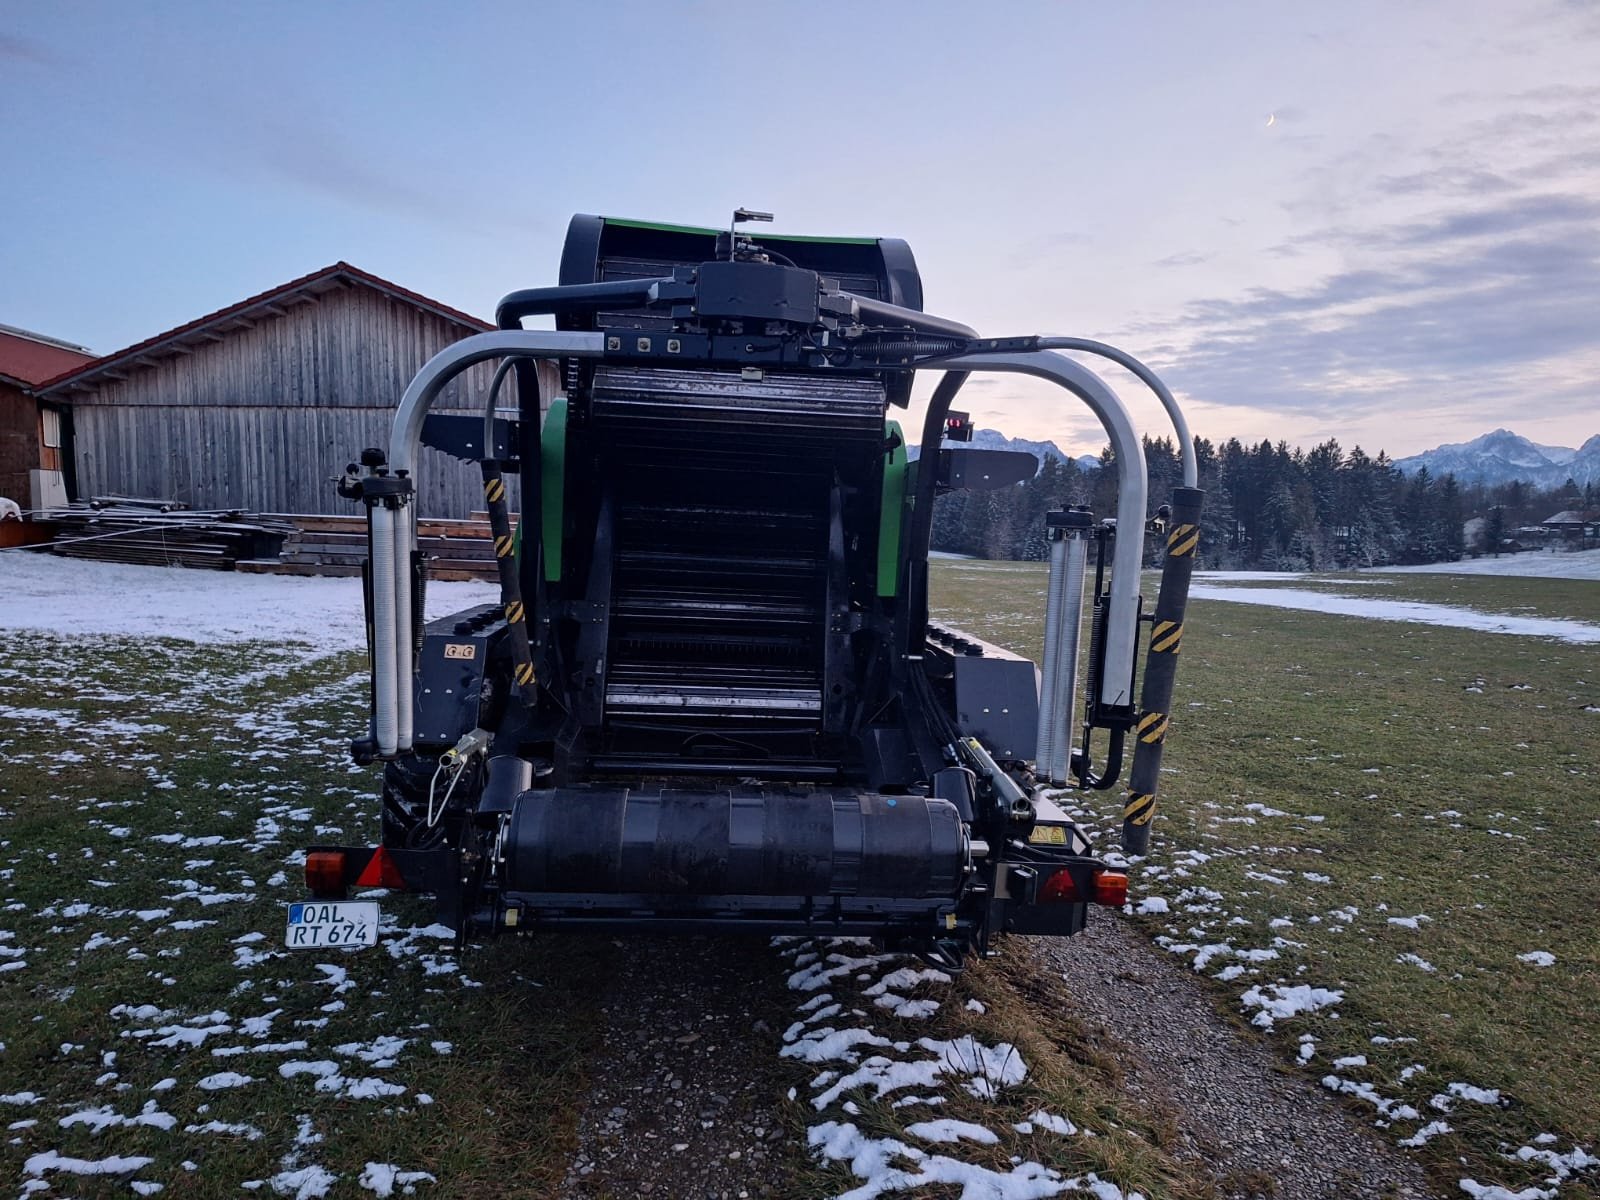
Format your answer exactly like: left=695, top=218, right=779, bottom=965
left=929, top=436, right=1595, bottom=568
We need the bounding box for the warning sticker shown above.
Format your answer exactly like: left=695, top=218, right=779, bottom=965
left=443, top=643, right=477, bottom=660
left=1028, top=825, right=1068, bottom=845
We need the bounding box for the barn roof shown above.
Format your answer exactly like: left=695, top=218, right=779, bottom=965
left=0, top=324, right=95, bottom=390
left=1542, top=510, right=1598, bottom=526
left=37, top=263, right=492, bottom=395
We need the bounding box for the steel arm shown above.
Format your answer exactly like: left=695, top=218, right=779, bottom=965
left=373, top=330, right=605, bottom=756
left=918, top=350, right=1148, bottom=709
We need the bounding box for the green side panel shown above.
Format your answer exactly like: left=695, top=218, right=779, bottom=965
left=602, top=216, right=877, bottom=245
left=878, top=421, right=907, bottom=598
left=541, top=398, right=567, bottom=582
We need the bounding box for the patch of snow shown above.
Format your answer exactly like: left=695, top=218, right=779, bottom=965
left=24, top=1150, right=157, bottom=1177
left=1239, top=983, right=1343, bottom=1028
left=1189, top=584, right=1600, bottom=644
left=1517, top=951, right=1556, bottom=968
left=904, top=1118, right=1000, bottom=1145
left=195, top=1071, right=254, bottom=1090
left=1398, top=1120, right=1452, bottom=1147
left=359, top=1163, right=437, bottom=1196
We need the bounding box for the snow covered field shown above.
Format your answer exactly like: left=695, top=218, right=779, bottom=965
left=1199, top=548, right=1600, bottom=584
left=0, top=553, right=498, bottom=653
left=5, top=552, right=1597, bottom=1197
left=1374, top=548, right=1600, bottom=582
left=1188, top=585, right=1600, bottom=644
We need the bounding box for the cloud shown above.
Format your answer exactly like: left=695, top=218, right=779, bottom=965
left=0, top=33, right=57, bottom=67
left=1152, top=250, right=1211, bottom=268
left=1127, top=58, right=1600, bottom=449
left=1145, top=193, right=1600, bottom=432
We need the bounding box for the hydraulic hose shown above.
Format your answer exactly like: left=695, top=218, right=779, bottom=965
left=481, top=460, right=537, bottom=700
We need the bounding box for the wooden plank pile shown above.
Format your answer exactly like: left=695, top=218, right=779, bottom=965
left=235, top=514, right=504, bottom=582
left=42, top=498, right=294, bottom=571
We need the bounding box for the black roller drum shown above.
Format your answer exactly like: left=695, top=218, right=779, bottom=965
left=503, top=787, right=965, bottom=900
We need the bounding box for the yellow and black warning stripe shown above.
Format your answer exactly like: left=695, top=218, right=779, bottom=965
left=1137, top=710, right=1168, bottom=744
left=1123, top=793, right=1156, bottom=825
left=494, top=533, right=515, bottom=558
left=514, top=661, right=536, bottom=686
left=484, top=478, right=506, bottom=503
left=1166, top=522, right=1199, bottom=557
left=1151, top=620, right=1183, bottom=653
left=504, top=600, right=525, bottom=625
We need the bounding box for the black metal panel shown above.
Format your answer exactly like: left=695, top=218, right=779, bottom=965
left=412, top=605, right=504, bottom=747
left=952, top=656, right=1039, bottom=762
left=420, top=413, right=519, bottom=464
left=939, top=448, right=1038, bottom=492
left=695, top=261, right=820, bottom=325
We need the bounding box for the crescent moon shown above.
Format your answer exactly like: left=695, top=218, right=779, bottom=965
left=1266, top=113, right=1277, bottom=127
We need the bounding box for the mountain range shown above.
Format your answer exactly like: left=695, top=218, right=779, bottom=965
left=909, top=427, right=1102, bottom=474
left=1393, top=429, right=1600, bottom=488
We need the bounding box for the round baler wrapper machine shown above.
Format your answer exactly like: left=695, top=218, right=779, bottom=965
left=311, top=213, right=1202, bottom=963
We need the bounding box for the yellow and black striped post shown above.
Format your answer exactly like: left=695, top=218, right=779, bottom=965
left=1122, top=485, right=1205, bottom=854
left=480, top=461, right=537, bottom=701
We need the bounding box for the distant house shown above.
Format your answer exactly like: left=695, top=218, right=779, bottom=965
left=0, top=324, right=95, bottom=509
left=37, top=264, right=523, bottom=518
left=1541, top=509, right=1600, bottom=549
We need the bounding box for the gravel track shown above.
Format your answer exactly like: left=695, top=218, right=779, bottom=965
left=554, top=920, right=1444, bottom=1199
left=1039, top=914, right=1443, bottom=1199
left=557, top=936, right=803, bottom=1200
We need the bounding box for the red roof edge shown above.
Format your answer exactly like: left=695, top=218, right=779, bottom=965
left=37, top=262, right=492, bottom=393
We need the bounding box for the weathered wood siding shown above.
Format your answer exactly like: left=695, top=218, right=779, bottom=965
left=0, top=382, right=40, bottom=504
left=68, top=286, right=517, bottom=517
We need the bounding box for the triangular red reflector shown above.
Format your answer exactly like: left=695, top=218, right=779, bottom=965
left=355, top=847, right=406, bottom=890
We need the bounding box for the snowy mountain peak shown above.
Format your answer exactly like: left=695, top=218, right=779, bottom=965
left=908, top=428, right=1101, bottom=474
left=1394, top=429, right=1599, bottom=487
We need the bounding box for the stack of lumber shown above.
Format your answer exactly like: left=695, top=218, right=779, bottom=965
left=43, top=499, right=293, bottom=571
left=235, top=514, right=503, bottom=582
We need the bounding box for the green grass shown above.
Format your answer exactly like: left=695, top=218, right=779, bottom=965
left=930, top=558, right=1600, bottom=1198
left=0, top=635, right=620, bottom=1196
left=2, top=625, right=1201, bottom=1200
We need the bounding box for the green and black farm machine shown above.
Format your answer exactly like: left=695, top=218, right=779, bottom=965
left=295, top=212, right=1203, bottom=967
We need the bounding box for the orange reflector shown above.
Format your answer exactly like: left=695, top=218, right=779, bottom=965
left=355, top=846, right=407, bottom=890
left=1091, top=870, right=1128, bottom=908
left=304, top=850, right=347, bottom=897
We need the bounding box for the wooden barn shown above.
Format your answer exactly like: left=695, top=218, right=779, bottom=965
left=0, top=324, right=95, bottom=510
left=37, top=264, right=523, bottom=519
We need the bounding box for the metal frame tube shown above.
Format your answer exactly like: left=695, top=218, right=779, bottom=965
left=1035, top=533, right=1068, bottom=780
left=370, top=504, right=398, bottom=756
left=1036, top=338, right=1197, bottom=489
left=393, top=510, right=414, bottom=752
left=374, top=331, right=606, bottom=756
left=1050, top=528, right=1090, bottom=782
left=918, top=350, right=1148, bottom=709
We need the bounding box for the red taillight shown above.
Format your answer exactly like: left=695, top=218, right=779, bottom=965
left=304, top=850, right=347, bottom=897
left=355, top=847, right=406, bottom=890
left=1091, top=870, right=1128, bottom=908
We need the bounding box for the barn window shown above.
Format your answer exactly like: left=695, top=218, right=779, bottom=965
left=41, top=407, right=62, bottom=449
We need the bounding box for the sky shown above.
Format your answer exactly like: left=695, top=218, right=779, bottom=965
left=3, top=1, right=1597, bottom=460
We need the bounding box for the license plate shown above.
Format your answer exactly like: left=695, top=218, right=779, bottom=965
left=284, top=900, right=380, bottom=950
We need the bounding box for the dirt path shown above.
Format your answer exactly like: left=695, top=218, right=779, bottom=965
left=556, top=936, right=806, bottom=1200
left=1037, top=914, right=1443, bottom=1199
left=551, top=920, right=1444, bottom=1199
